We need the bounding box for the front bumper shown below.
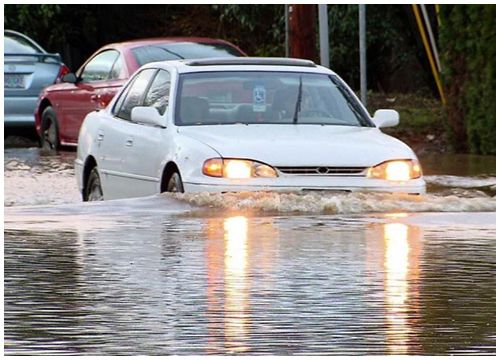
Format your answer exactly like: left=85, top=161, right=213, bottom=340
left=183, top=176, right=426, bottom=194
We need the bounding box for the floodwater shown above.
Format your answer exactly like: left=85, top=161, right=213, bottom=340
left=4, top=148, right=496, bottom=355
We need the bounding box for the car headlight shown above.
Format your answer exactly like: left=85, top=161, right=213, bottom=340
left=367, top=159, right=422, bottom=181
left=203, top=158, right=278, bottom=179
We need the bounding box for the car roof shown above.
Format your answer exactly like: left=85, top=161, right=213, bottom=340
left=143, top=57, right=335, bottom=75
left=107, top=37, right=241, bottom=50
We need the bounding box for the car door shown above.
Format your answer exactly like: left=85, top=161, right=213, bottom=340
left=122, top=69, right=172, bottom=196
left=97, top=68, right=157, bottom=199
left=59, top=50, right=125, bottom=143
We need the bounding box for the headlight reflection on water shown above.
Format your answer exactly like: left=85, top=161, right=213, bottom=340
left=383, top=221, right=423, bottom=355
left=205, top=215, right=279, bottom=354
left=223, top=216, right=250, bottom=353
left=385, top=223, right=410, bottom=305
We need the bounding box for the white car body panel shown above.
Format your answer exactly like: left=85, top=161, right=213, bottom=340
left=177, top=125, right=415, bottom=167
left=76, top=59, right=426, bottom=201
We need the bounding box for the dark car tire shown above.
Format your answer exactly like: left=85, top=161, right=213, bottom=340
left=166, top=172, right=184, bottom=193
left=41, top=106, right=60, bottom=151
left=84, top=167, right=104, bottom=201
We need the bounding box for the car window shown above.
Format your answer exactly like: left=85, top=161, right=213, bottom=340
left=4, top=33, right=41, bottom=54
left=109, top=55, right=124, bottom=80
left=143, top=70, right=170, bottom=115
left=112, top=78, right=134, bottom=116
left=132, top=42, right=243, bottom=66
left=115, top=68, right=157, bottom=121
left=80, top=50, right=119, bottom=83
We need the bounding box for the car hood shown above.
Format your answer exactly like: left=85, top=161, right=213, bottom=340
left=177, top=124, right=416, bottom=167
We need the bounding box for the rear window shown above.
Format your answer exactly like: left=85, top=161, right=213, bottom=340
left=132, top=42, right=243, bottom=66
left=4, top=33, right=42, bottom=54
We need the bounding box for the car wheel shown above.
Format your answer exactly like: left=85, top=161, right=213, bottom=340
left=84, top=167, right=104, bottom=201
left=166, top=172, right=184, bottom=193
left=41, top=106, right=60, bottom=151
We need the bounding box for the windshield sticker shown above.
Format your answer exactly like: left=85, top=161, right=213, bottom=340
left=253, top=85, right=266, bottom=112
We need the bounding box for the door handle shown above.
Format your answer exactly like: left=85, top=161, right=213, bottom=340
left=97, top=130, right=104, bottom=141
left=125, top=138, right=134, bottom=147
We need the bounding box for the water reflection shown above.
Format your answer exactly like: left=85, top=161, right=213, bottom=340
left=385, top=223, right=409, bottom=306
left=204, top=216, right=251, bottom=353
left=4, top=209, right=495, bottom=355
left=4, top=229, right=87, bottom=354
left=223, top=216, right=249, bottom=352
left=383, top=221, right=422, bottom=354
left=384, top=223, right=411, bottom=354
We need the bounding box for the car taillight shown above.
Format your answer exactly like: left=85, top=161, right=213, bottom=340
left=55, top=64, right=70, bottom=83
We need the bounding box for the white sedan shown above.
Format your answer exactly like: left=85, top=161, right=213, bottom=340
left=75, top=57, right=425, bottom=201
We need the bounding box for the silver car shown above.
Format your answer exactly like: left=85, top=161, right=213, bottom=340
left=4, top=30, right=69, bottom=128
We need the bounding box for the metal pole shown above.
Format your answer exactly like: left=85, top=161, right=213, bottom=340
left=412, top=4, right=446, bottom=104
left=318, top=4, right=330, bottom=68
left=359, top=4, right=367, bottom=106
left=420, top=4, right=441, bottom=72
left=285, top=4, right=289, bottom=57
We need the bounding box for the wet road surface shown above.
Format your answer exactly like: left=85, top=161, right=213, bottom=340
left=4, top=198, right=496, bottom=355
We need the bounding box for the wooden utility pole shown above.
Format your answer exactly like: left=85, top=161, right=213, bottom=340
left=288, top=4, right=317, bottom=61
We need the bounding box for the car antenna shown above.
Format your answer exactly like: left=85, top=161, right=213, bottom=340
left=293, top=75, right=302, bottom=124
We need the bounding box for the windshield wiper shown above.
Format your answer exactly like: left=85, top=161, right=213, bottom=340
left=293, top=75, right=302, bottom=124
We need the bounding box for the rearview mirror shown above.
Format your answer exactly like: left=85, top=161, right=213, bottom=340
left=131, top=106, right=166, bottom=128
left=372, top=109, right=399, bottom=128
left=61, top=72, right=77, bottom=84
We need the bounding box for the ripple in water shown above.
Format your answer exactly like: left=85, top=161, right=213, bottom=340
left=4, top=212, right=495, bottom=355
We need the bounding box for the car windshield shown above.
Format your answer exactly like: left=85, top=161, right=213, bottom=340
left=132, top=42, right=243, bottom=66
left=175, top=71, right=373, bottom=127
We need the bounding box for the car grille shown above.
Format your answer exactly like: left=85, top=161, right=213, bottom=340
left=277, top=166, right=367, bottom=176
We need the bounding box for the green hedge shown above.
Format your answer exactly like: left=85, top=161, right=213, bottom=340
left=440, top=5, right=496, bottom=155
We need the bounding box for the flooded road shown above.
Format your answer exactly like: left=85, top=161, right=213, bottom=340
left=3, top=148, right=497, bottom=207
left=4, top=148, right=80, bottom=206
left=4, top=148, right=496, bottom=355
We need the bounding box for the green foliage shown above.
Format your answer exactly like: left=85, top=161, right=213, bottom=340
left=5, top=5, right=101, bottom=68
left=328, top=5, right=432, bottom=92
left=440, top=5, right=496, bottom=154
left=212, top=4, right=285, bottom=57
left=5, top=5, right=62, bottom=50
left=368, top=93, right=446, bottom=145
left=4, top=4, right=429, bottom=92
left=213, top=5, right=431, bottom=92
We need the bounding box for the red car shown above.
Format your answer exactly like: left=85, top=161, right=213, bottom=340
left=34, top=37, right=246, bottom=149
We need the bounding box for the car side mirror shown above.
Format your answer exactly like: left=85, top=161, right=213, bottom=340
left=131, top=106, right=166, bottom=128
left=61, top=72, right=78, bottom=84
left=372, top=109, right=399, bottom=128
